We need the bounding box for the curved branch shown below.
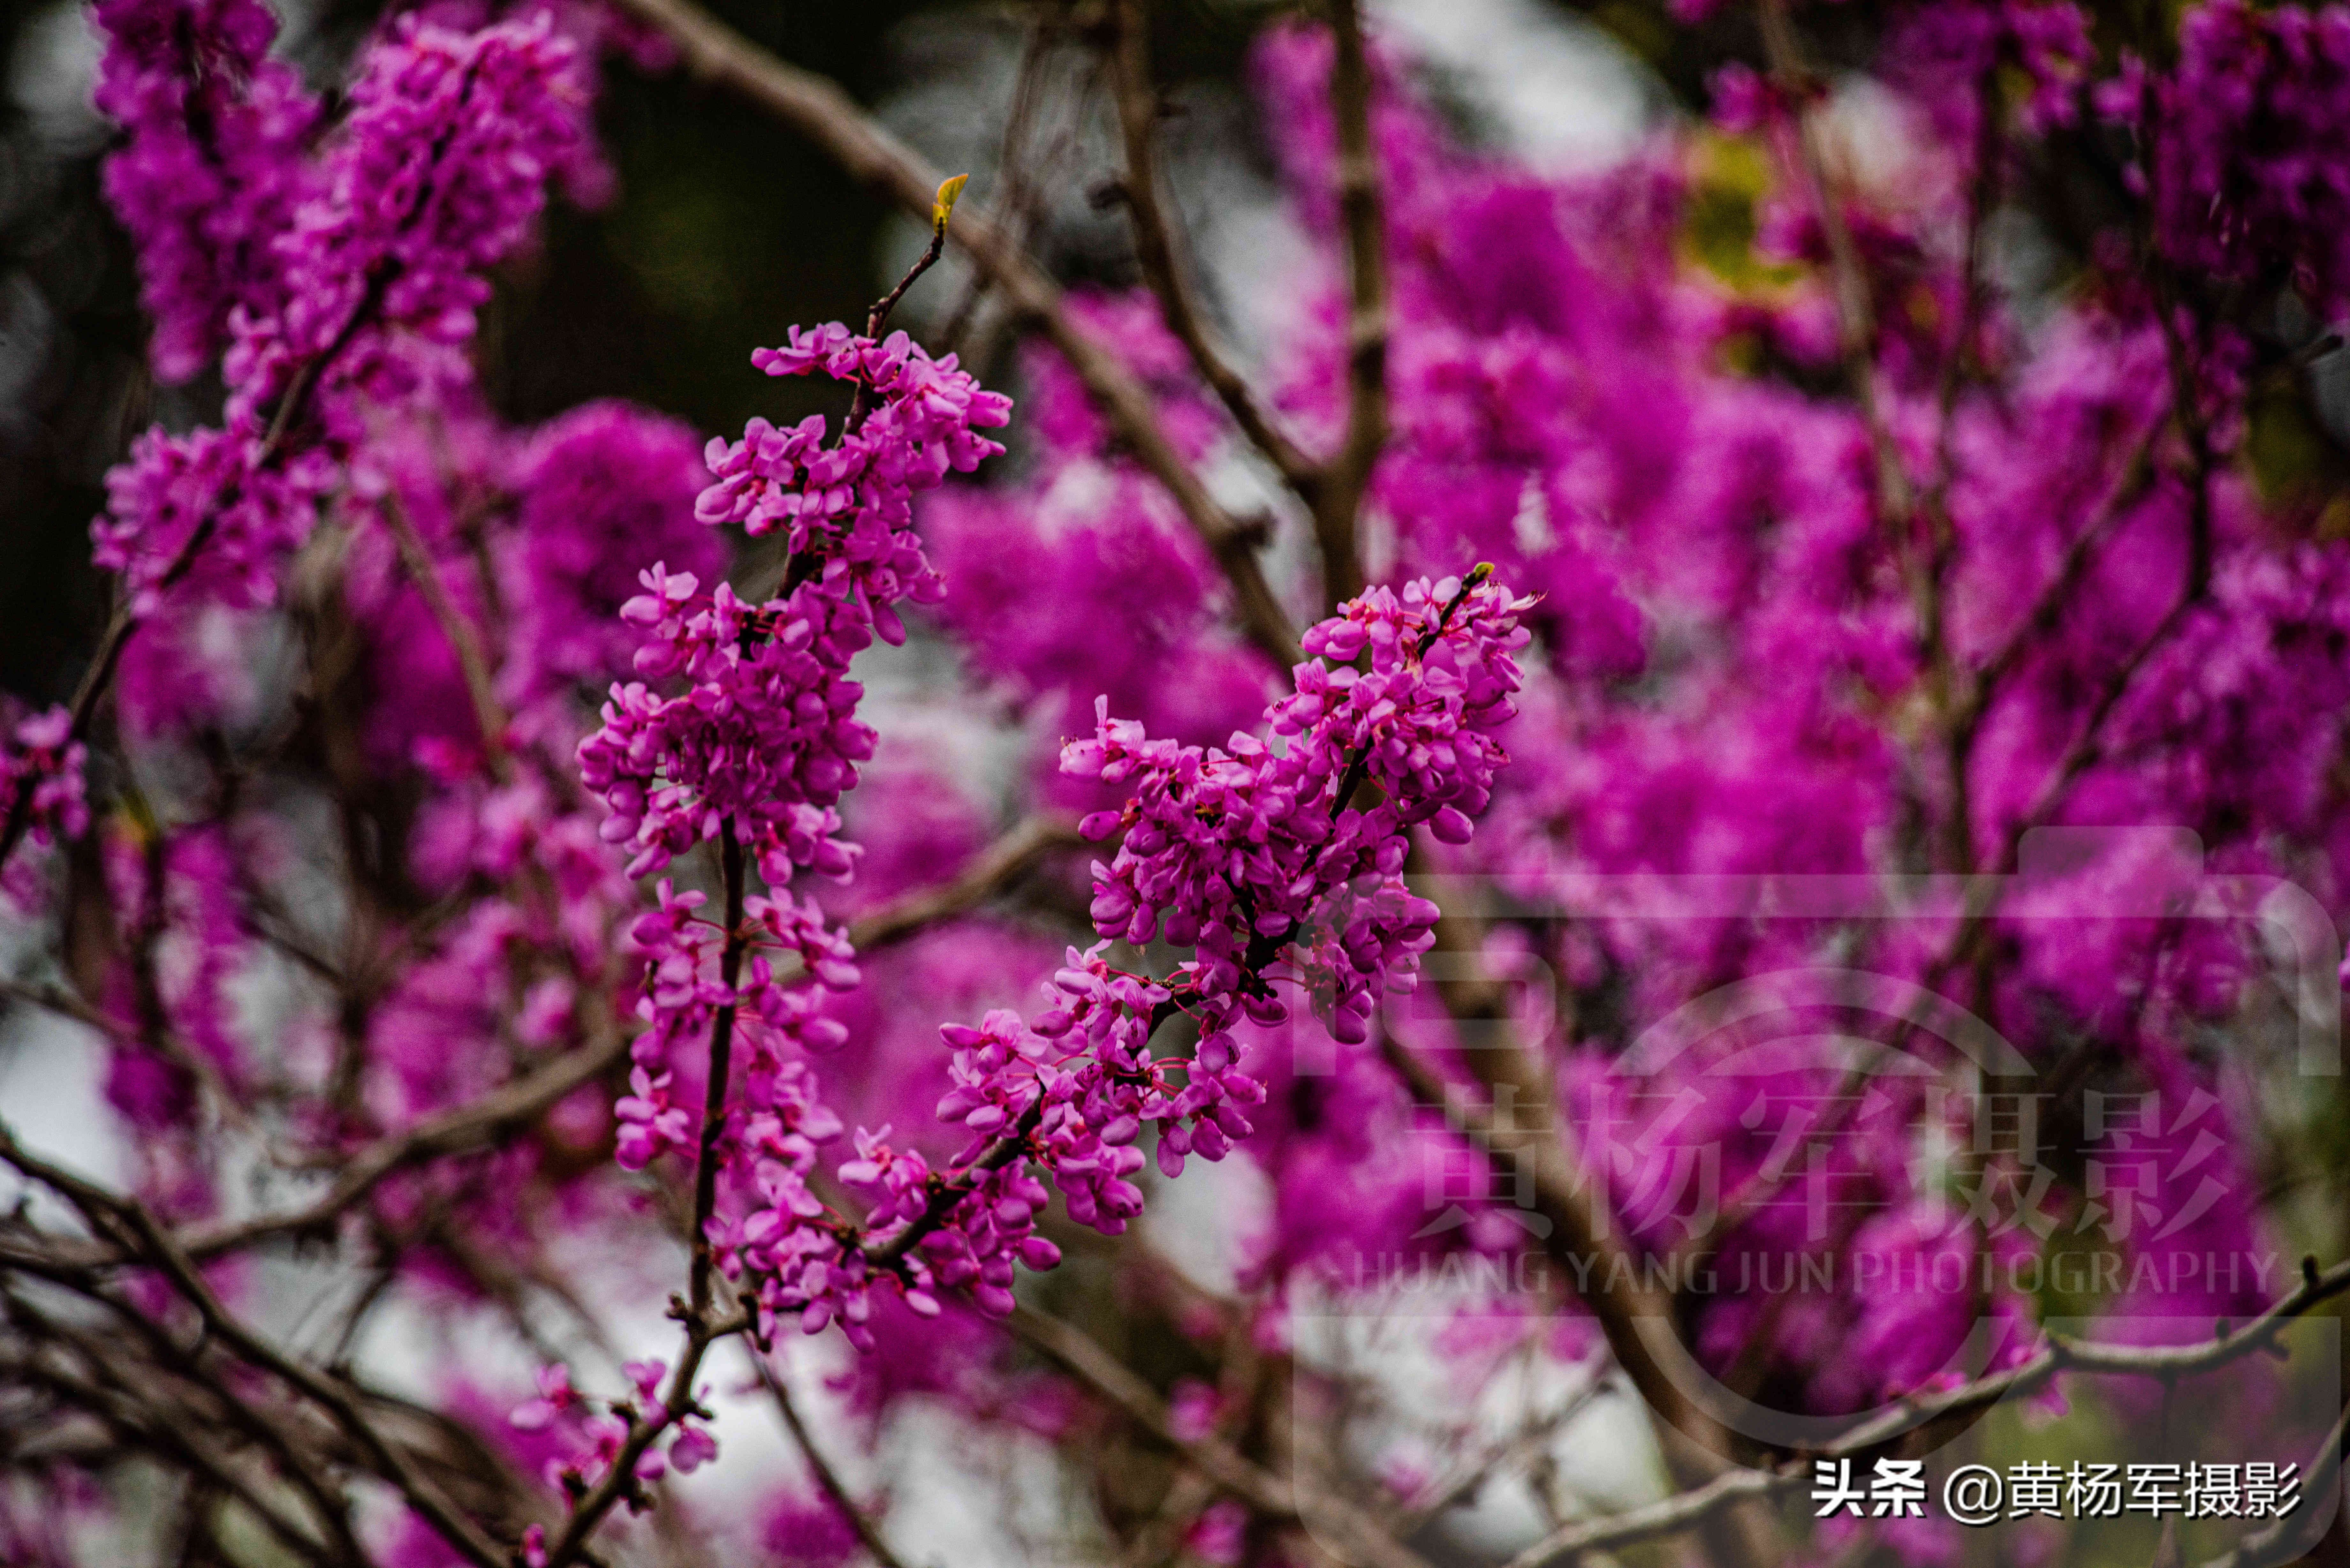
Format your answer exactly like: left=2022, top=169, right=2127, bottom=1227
left=1107, top=0, right=1316, bottom=489
left=848, top=813, right=1081, bottom=950
left=747, top=1348, right=914, bottom=1568
left=1313, top=0, right=1387, bottom=614
left=534, top=810, right=1078, bottom=1566
left=1007, top=1302, right=1443, bottom=1568
left=13, top=814, right=1077, bottom=1275
left=2192, top=1401, right=2350, bottom=1568
left=1497, top=1258, right=2350, bottom=1568
left=0, top=1126, right=509, bottom=1567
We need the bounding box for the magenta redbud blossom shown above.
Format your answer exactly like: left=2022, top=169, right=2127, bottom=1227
left=1070, top=571, right=1531, bottom=1043
left=731, top=572, right=1532, bottom=1343
left=581, top=323, right=1015, bottom=1349
left=92, top=15, right=588, bottom=633
left=1, top=707, right=90, bottom=852
left=509, top=1363, right=578, bottom=1432
left=231, top=13, right=591, bottom=426
left=668, top=1421, right=719, bottom=1474
left=2101, top=0, right=2350, bottom=316
left=91, top=0, right=318, bottom=382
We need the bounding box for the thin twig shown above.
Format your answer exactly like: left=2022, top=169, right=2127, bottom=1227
left=1393, top=1377, right=1609, bottom=1535
left=1496, top=1258, right=2350, bottom=1568
left=1912, top=66, right=2001, bottom=859
left=1107, top=0, right=1315, bottom=487
left=0, top=74, right=491, bottom=875
left=747, top=1347, right=915, bottom=1568
left=845, top=175, right=966, bottom=437
left=1392, top=865, right=1786, bottom=1568
left=1007, top=1302, right=1443, bottom=1568
left=1757, top=0, right=1915, bottom=540
left=1312, top=0, right=1388, bottom=614
left=849, top=814, right=1081, bottom=948
left=377, top=492, right=509, bottom=776
left=0, top=1305, right=343, bottom=1564
left=0, top=1264, right=371, bottom=1557
left=175, top=1019, right=633, bottom=1262
left=0, top=980, right=262, bottom=1149
left=20, top=813, right=1072, bottom=1274
left=690, top=820, right=749, bottom=1323
left=2189, top=1398, right=2350, bottom=1568
left=538, top=821, right=748, bottom=1568
left=0, top=1125, right=511, bottom=1567
left=938, top=12, right=1070, bottom=355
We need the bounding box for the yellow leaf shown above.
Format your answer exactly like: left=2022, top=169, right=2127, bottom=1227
left=932, top=173, right=970, bottom=234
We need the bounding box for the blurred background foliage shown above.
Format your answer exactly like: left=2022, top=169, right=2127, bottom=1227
left=4, top=0, right=2346, bottom=711
left=0, top=0, right=1316, bottom=710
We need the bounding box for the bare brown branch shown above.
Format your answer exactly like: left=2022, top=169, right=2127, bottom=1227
left=1007, top=1302, right=1444, bottom=1568
left=1391, top=857, right=1786, bottom=1566
left=0, top=1126, right=509, bottom=1567
left=1497, top=1257, right=2350, bottom=1568
left=1108, top=0, right=1315, bottom=489
left=1312, top=0, right=1388, bottom=614
left=747, top=1347, right=914, bottom=1568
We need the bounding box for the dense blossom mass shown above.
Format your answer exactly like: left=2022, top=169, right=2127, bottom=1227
left=2, top=0, right=2348, bottom=1564
left=0, top=707, right=88, bottom=858
left=238, top=12, right=588, bottom=421
left=90, top=0, right=319, bottom=383
left=2105, top=0, right=2350, bottom=314
left=1070, top=573, right=1529, bottom=1047
left=580, top=317, right=1528, bottom=1359
left=576, top=324, right=1009, bottom=1360
left=86, top=4, right=595, bottom=765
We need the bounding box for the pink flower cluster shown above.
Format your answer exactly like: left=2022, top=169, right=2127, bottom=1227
left=92, top=425, right=323, bottom=619
left=1883, top=0, right=2093, bottom=144
left=580, top=326, right=1019, bottom=1346
left=712, top=950, right=1187, bottom=1342
left=580, top=328, right=1009, bottom=887
left=0, top=707, right=89, bottom=852
left=1070, top=572, right=1534, bottom=1045
left=576, top=567, right=872, bottom=886
left=90, top=0, right=318, bottom=383
left=233, top=12, right=589, bottom=425
left=1215, top=34, right=2314, bottom=1515
left=502, top=401, right=725, bottom=703
left=2104, top=0, right=2350, bottom=313
left=918, top=958, right=1243, bottom=1280
left=508, top=1361, right=717, bottom=1500
left=24, top=0, right=2350, bottom=1558
left=611, top=878, right=854, bottom=1173
left=92, top=13, right=590, bottom=629
left=714, top=574, right=1533, bottom=1346
left=585, top=521, right=1528, bottom=1354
